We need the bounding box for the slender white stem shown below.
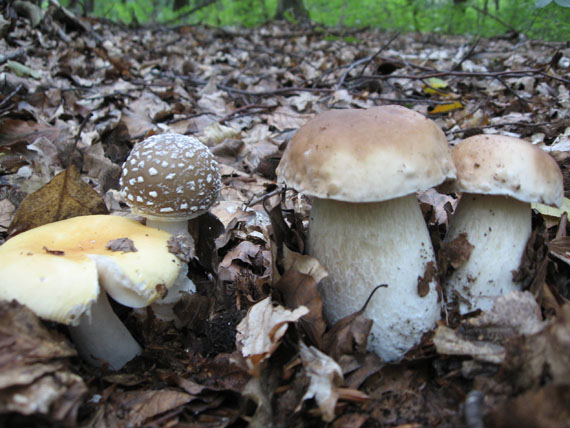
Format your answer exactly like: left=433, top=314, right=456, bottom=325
left=444, top=194, right=531, bottom=313
left=68, top=292, right=142, bottom=370
left=309, top=194, right=440, bottom=362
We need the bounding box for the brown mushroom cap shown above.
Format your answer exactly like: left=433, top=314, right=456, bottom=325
left=120, top=134, right=221, bottom=221
left=451, top=134, right=563, bottom=207
left=276, top=105, right=456, bottom=202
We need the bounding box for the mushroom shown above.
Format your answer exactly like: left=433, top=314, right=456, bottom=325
left=120, top=133, right=221, bottom=237
left=276, top=105, right=456, bottom=361
left=0, top=215, right=183, bottom=370
left=443, top=134, right=563, bottom=313
left=119, top=133, right=222, bottom=320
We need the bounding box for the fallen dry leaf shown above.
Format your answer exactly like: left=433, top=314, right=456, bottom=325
left=7, top=165, right=108, bottom=236
left=434, top=291, right=545, bottom=364
left=298, top=342, right=344, bottom=422
left=0, top=300, right=86, bottom=425
left=236, top=297, right=308, bottom=376
left=485, top=384, right=570, bottom=428
left=273, top=269, right=327, bottom=349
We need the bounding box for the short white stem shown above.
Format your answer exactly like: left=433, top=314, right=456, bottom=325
left=145, top=219, right=189, bottom=237
left=309, top=194, right=440, bottom=362
left=444, top=194, right=531, bottom=314
left=150, top=264, right=196, bottom=327
left=68, top=292, right=142, bottom=370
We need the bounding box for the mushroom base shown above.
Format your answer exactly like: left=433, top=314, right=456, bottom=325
left=68, top=292, right=142, bottom=370
left=444, top=194, right=531, bottom=314
left=309, top=194, right=440, bottom=362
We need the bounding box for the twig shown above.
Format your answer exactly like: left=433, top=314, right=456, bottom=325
left=335, top=57, right=374, bottom=90
left=451, top=37, right=480, bottom=71
left=450, top=119, right=566, bottom=135
left=217, top=84, right=334, bottom=97
left=0, top=84, right=23, bottom=110
left=358, top=32, right=401, bottom=77
left=219, top=104, right=272, bottom=123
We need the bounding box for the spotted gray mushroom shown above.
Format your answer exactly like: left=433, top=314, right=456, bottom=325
left=120, top=133, right=222, bottom=322
left=120, top=133, right=222, bottom=236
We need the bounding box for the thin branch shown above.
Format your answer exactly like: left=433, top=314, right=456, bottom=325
left=358, top=32, right=401, bottom=77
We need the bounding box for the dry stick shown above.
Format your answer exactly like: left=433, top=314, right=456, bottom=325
left=495, top=75, right=532, bottom=111
left=0, top=84, right=23, bottom=110
left=451, top=36, right=480, bottom=71
left=219, top=104, right=271, bottom=123
left=217, top=84, right=333, bottom=97
left=358, top=31, right=401, bottom=77
left=55, top=113, right=92, bottom=221
left=450, top=119, right=566, bottom=135
left=335, top=57, right=375, bottom=90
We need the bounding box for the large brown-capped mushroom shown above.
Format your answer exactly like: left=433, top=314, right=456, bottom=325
left=276, top=105, right=456, bottom=361
left=0, top=215, right=183, bottom=370
left=120, top=133, right=222, bottom=319
left=444, top=134, right=563, bottom=313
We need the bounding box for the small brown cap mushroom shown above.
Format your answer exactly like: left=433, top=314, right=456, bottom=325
left=120, top=134, right=221, bottom=221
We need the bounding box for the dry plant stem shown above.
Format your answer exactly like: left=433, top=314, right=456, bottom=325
left=68, top=292, right=142, bottom=370
left=309, top=195, right=440, bottom=362
left=445, top=194, right=531, bottom=314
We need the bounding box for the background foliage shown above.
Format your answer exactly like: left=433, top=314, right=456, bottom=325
left=59, top=0, right=570, bottom=41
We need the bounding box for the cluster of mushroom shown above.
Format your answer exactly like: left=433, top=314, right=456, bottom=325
left=0, top=133, right=222, bottom=370
left=276, top=105, right=563, bottom=362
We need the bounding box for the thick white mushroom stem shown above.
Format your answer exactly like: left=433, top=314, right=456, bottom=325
left=309, top=194, right=440, bottom=362
left=445, top=194, right=531, bottom=314
left=68, top=292, right=142, bottom=370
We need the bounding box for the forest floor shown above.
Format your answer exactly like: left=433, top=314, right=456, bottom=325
left=1, top=3, right=570, bottom=427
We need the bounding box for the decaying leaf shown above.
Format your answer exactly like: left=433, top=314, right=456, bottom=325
left=274, top=269, right=327, bottom=348
left=298, top=342, right=343, bottom=422
left=88, top=389, right=193, bottom=427
left=434, top=291, right=545, bottom=364
left=7, top=165, right=108, bottom=236
left=502, top=303, right=570, bottom=390
left=236, top=297, right=308, bottom=375
left=0, top=301, right=86, bottom=425
left=485, top=384, right=570, bottom=428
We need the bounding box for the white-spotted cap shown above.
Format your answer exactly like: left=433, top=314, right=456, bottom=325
left=276, top=106, right=456, bottom=202
left=451, top=134, right=563, bottom=207
left=0, top=215, right=182, bottom=325
left=120, top=134, right=221, bottom=221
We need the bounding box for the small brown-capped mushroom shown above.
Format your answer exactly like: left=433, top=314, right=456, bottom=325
left=276, top=106, right=456, bottom=362
left=0, top=215, right=183, bottom=370
left=444, top=134, right=563, bottom=313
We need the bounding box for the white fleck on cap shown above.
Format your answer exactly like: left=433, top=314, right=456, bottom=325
left=120, top=134, right=222, bottom=221
left=276, top=105, right=456, bottom=202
